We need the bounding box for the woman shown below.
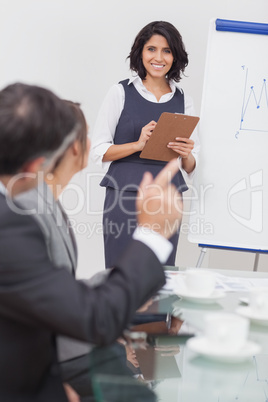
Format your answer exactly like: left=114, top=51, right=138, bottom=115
left=91, top=21, right=200, bottom=268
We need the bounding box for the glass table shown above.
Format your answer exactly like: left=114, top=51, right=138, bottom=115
left=90, top=268, right=268, bottom=402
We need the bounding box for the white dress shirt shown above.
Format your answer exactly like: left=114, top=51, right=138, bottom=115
left=133, top=226, right=173, bottom=264
left=90, top=75, right=200, bottom=178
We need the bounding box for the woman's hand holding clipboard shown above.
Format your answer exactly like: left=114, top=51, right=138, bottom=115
left=140, top=112, right=199, bottom=162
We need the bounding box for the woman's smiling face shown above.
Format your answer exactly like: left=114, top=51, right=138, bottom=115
left=141, top=34, right=174, bottom=80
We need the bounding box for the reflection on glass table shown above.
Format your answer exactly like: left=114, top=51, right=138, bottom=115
left=90, top=268, right=268, bottom=402
left=92, top=336, right=268, bottom=402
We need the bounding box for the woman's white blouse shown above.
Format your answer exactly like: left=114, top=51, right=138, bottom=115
left=90, top=75, right=200, bottom=177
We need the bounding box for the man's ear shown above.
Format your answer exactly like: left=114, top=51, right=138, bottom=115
left=71, top=140, right=79, bottom=156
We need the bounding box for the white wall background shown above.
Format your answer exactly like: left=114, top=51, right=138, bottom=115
left=1, top=0, right=267, bottom=277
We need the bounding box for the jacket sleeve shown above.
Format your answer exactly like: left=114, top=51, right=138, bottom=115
left=0, top=209, right=166, bottom=346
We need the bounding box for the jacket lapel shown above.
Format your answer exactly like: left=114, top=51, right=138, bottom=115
left=38, top=184, right=78, bottom=274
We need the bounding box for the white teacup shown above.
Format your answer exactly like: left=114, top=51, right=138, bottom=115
left=204, top=313, right=249, bottom=353
left=184, top=269, right=216, bottom=297
left=249, top=288, right=268, bottom=317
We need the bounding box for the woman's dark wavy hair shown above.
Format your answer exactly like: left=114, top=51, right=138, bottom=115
left=128, top=21, right=188, bottom=82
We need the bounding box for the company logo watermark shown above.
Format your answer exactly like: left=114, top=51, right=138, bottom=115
left=227, top=170, right=263, bottom=233
left=3, top=169, right=264, bottom=237
left=67, top=217, right=214, bottom=239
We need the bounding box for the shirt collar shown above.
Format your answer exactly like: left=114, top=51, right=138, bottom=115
left=128, top=74, right=177, bottom=94
left=128, top=74, right=140, bottom=85
left=0, top=181, right=7, bottom=195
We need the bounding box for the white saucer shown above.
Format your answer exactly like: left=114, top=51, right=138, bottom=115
left=236, top=306, right=268, bottom=326
left=175, top=289, right=225, bottom=304
left=186, top=336, right=261, bottom=362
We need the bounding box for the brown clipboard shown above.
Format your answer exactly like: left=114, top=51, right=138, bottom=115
left=139, top=112, right=200, bottom=162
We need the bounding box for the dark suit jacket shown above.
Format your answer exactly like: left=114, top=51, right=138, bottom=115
left=16, top=183, right=92, bottom=362
left=0, top=193, right=165, bottom=401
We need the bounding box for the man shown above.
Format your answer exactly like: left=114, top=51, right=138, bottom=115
left=0, top=82, right=182, bottom=401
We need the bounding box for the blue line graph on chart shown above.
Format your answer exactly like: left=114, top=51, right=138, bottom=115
left=237, top=65, right=268, bottom=136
